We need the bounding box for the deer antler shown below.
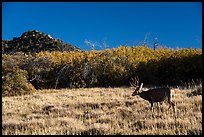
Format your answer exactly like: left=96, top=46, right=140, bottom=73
left=129, top=76, right=140, bottom=88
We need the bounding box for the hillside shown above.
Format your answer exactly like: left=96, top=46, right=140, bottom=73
left=2, top=30, right=80, bottom=54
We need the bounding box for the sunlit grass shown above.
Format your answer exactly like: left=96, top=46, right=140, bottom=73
left=2, top=87, right=202, bottom=135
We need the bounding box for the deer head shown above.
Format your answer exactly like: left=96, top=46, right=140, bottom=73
left=130, top=77, right=143, bottom=96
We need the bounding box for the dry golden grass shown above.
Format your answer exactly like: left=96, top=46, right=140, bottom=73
left=2, top=87, right=202, bottom=135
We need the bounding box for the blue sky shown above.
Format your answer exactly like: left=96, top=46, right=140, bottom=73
left=2, top=2, right=202, bottom=50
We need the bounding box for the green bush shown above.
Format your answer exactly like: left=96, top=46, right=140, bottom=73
left=2, top=68, right=36, bottom=97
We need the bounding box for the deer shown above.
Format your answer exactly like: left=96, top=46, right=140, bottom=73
left=130, top=77, right=175, bottom=112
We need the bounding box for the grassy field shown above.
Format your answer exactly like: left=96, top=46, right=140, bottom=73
left=2, top=87, right=202, bottom=135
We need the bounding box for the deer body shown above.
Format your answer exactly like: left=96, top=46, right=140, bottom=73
left=136, top=88, right=170, bottom=102
left=130, top=77, right=175, bottom=111
left=133, top=87, right=175, bottom=109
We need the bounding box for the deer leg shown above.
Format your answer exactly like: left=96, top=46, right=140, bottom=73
left=168, top=103, right=171, bottom=109
left=149, top=97, right=154, bottom=111
left=168, top=101, right=175, bottom=112
left=168, top=98, right=172, bottom=109
left=171, top=101, right=176, bottom=112
left=151, top=102, right=153, bottom=107
left=150, top=102, right=154, bottom=111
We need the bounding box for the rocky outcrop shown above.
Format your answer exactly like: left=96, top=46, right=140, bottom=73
left=2, top=30, right=80, bottom=54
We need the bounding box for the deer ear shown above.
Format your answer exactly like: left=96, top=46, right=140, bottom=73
left=139, top=83, right=143, bottom=91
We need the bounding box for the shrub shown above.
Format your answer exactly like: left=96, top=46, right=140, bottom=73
left=2, top=68, right=36, bottom=97
left=2, top=46, right=202, bottom=95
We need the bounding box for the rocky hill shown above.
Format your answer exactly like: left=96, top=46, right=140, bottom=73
left=2, top=30, right=80, bottom=54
